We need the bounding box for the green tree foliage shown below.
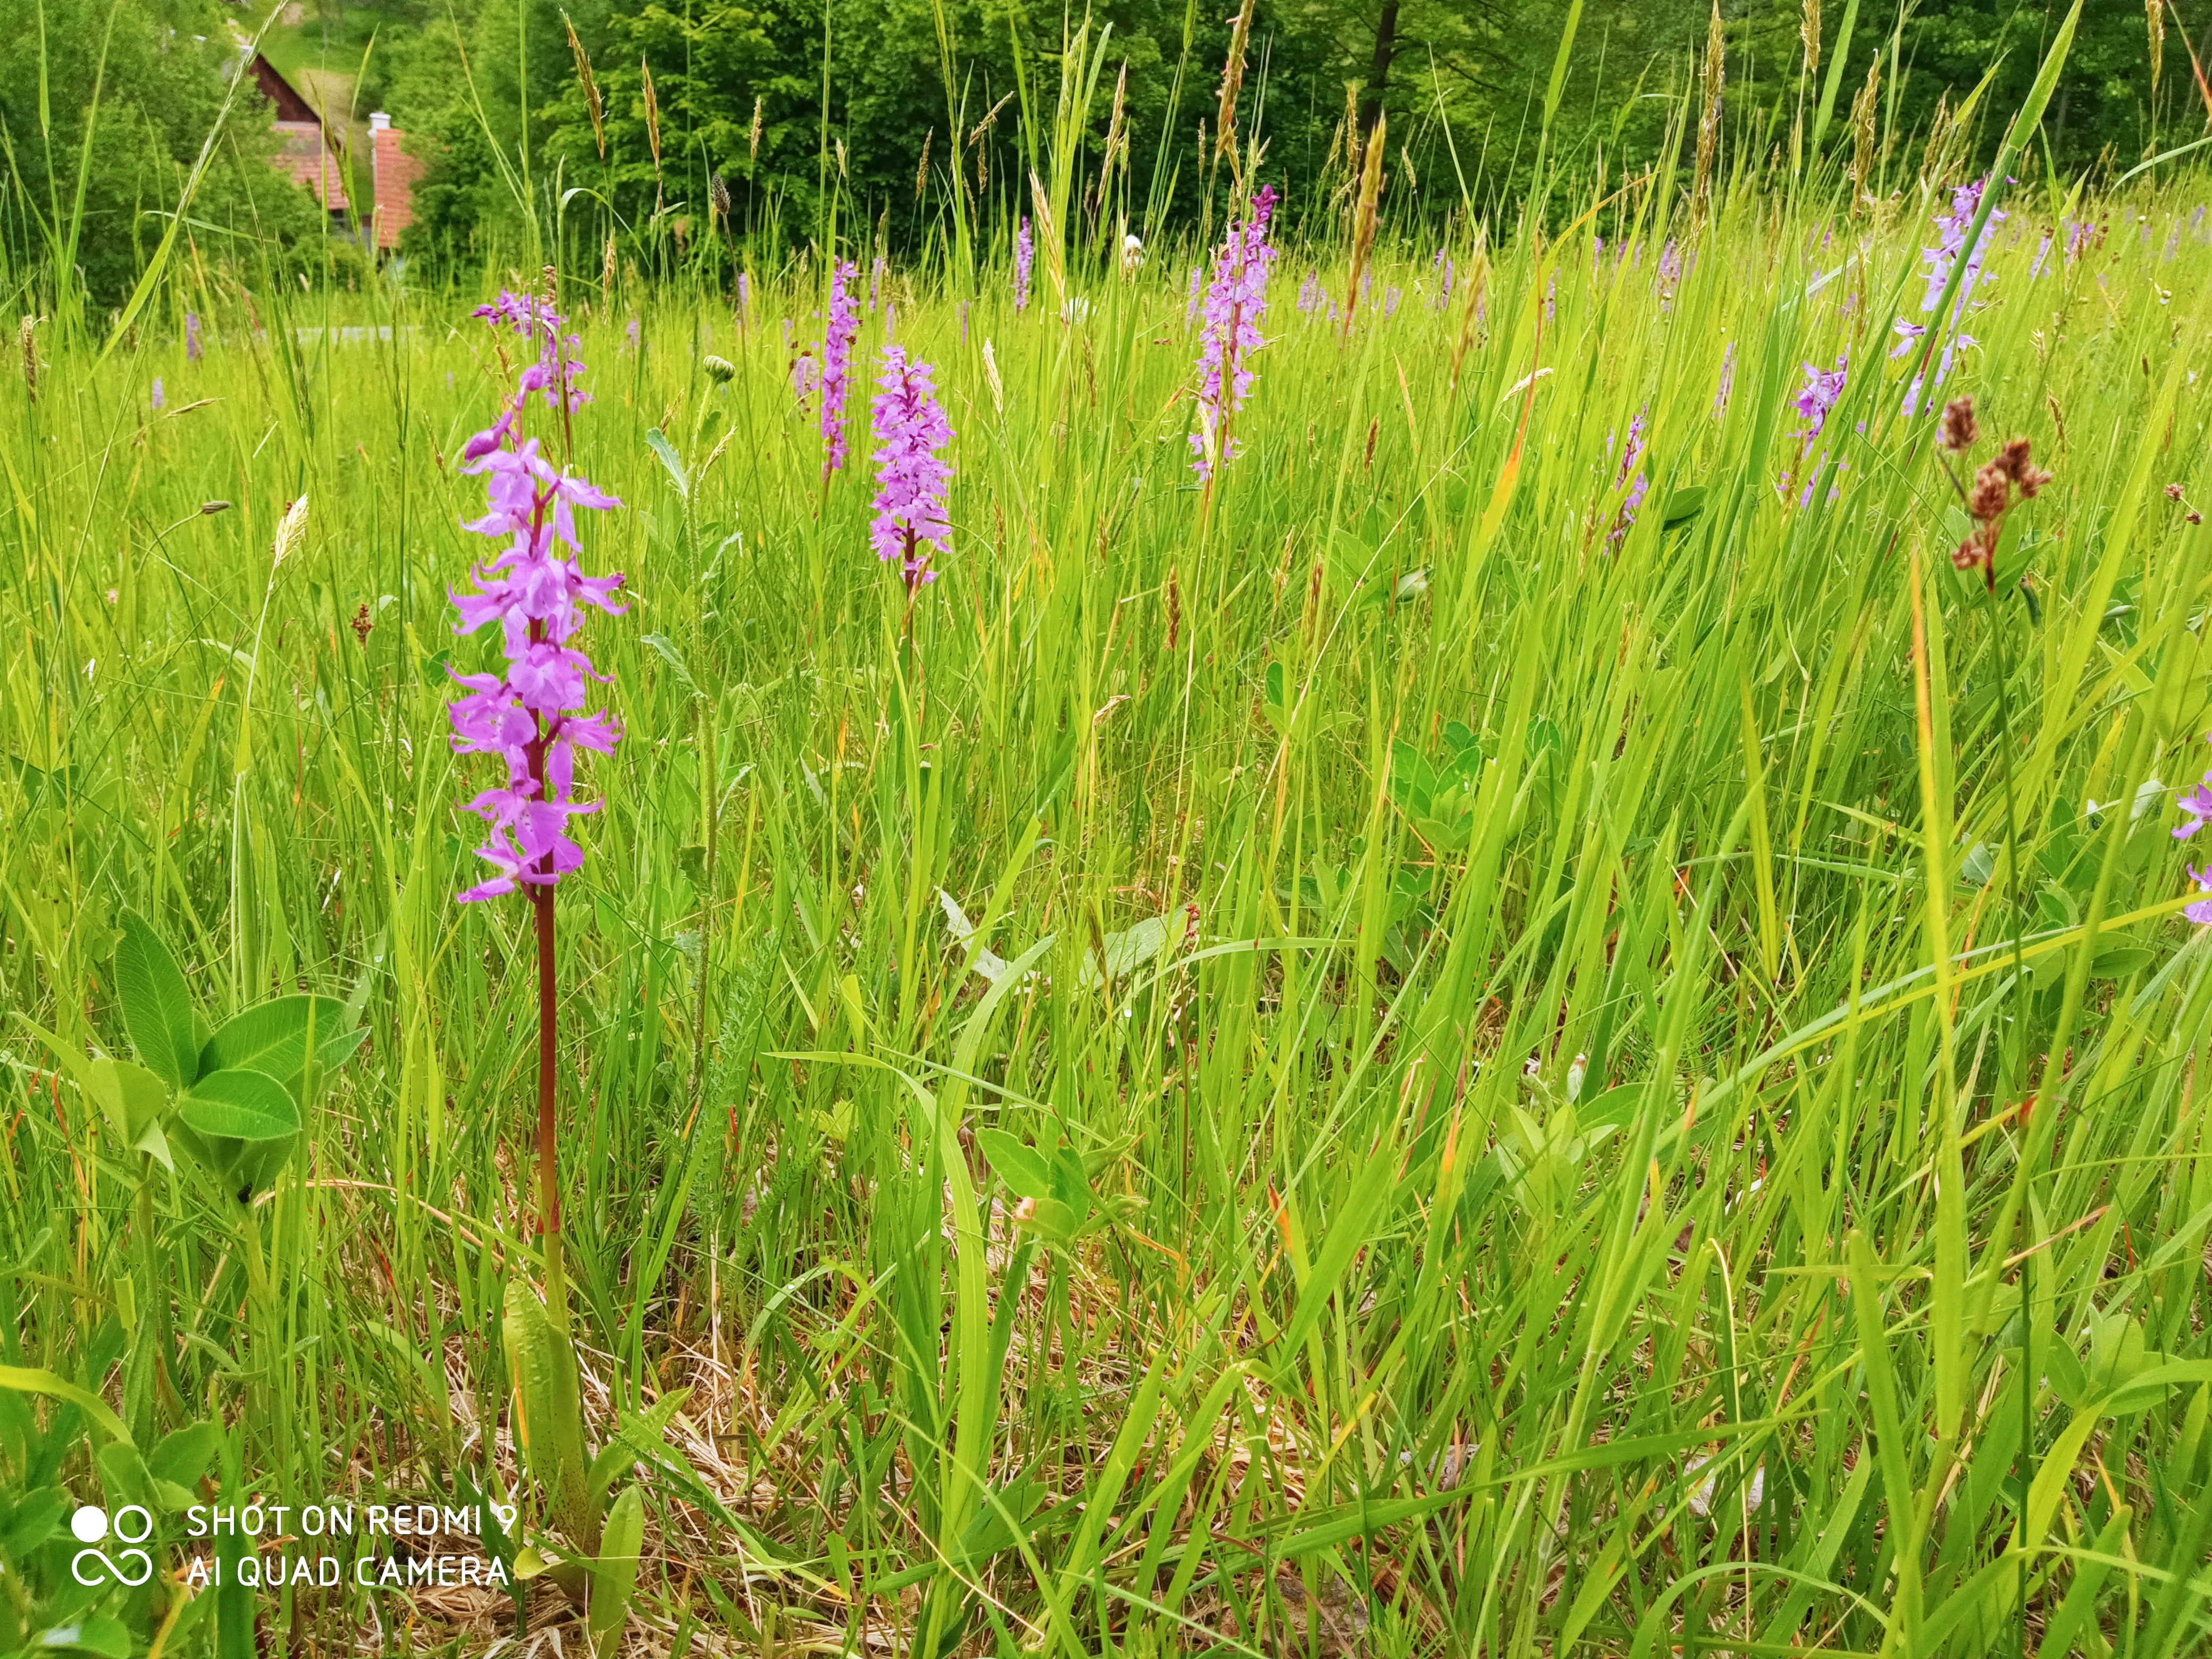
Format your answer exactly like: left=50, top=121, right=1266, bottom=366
left=0, top=0, right=338, bottom=307
left=353, top=0, right=2191, bottom=266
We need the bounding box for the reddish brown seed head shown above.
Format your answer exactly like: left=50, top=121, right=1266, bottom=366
left=1997, top=437, right=2050, bottom=498
left=1969, top=460, right=2011, bottom=522
left=1938, top=396, right=1978, bottom=453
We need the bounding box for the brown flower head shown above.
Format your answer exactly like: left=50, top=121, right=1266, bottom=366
left=1997, top=437, right=2050, bottom=499
left=1969, top=459, right=2011, bottom=522
left=1938, top=396, right=1979, bottom=453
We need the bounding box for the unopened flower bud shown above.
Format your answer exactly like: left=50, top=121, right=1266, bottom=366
left=702, top=354, right=735, bottom=383
left=201, top=499, right=232, bottom=515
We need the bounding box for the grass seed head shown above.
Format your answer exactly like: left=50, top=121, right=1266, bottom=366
left=565, top=12, right=606, bottom=161
left=1216, top=0, right=1255, bottom=162
left=271, top=495, right=309, bottom=567
left=18, top=314, right=37, bottom=404
left=1695, top=1, right=1726, bottom=213
left=1345, top=113, right=1386, bottom=335
left=1848, top=57, right=1880, bottom=205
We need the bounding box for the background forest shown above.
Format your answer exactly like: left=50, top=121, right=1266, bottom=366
left=3, top=0, right=2208, bottom=297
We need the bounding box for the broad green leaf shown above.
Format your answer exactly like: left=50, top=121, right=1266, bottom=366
left=589, top=1485, right=646, bottom=1656
left=505, top=1278, right=596, bottom=1551
left=115, top=909, right=198, bottom=1090
left=87, top=1057, right=167, bottom=1142
left=197, top=996, right=361, bottom=1101
left=976, top=1128, right=1053, bottom=1200
left=0, top=1486, right=69, bottom=1561
left=180, top=1069, right=300, bottom=1143
left=149, top=1421, right=223, bottom=1492
left=1661, top=486, right=1707, bottom=530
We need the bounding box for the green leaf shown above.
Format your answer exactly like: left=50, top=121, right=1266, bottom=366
left=1661, top=487, right=1707, bottom=531
left=86, top=1059, right=171, bottom=1170
left=149, top=1421, right=223, bottom=1492
left=640, top=633, right=700, bottom=696
left=0, top=1486, right=69, bottom=1562
left=96, top=1440, right=157, bottom=1509
left=976, top=1129, right=1053, bottom=1201
left=504, top=1278, right=596, bottom=1551
left=1010, top=1194, right=1082, bottom=1239
left=115, top=909, right=198, bottom=1090
left=180, top=1069, right=301, bottom=1143
left=589, top=1486, right=646, bottom=1656
left=197, top=996, right=361, bottom=1102
left=954, top=1473, right=1041, bottom=1560
left=644, top=428, right=689, bottom=499
left=27, top=1614, right=132, bottom=1658
left=2090, top=944, right=2154, bottom=980
left=0, top=1364, right=134, bottom=1447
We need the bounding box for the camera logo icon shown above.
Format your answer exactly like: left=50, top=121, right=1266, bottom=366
left=69, top=1505, right=156, bottom=1587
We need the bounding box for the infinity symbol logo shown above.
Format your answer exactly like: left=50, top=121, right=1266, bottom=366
left=67, top=1506, right=156, bottom=1587
left=71, top=1547, right=155, bottom=1587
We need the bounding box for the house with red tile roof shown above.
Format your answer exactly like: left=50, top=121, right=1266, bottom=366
left=252, top=53, right=350, bottom=223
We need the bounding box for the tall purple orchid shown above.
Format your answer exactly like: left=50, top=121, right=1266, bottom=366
left=2173, top=736, right=2212, bottom=921
left=448, top=297, right=624, bottom=902
left=820, top=259, right=860, bottom=478
left=1788, top=356, right=1849, bottom=507
left=1014, top=218, right=1034, bottom=312
left=1794, top=356, right=1848, bottom=439
left=445, top=288, right=626, bottom=1281
left=1892, top=179, right=2002, bottom=415
left=1606, top=406, right=1649, bottom=548
left=868, top=346, right=954, bottom=597
left=1190, top=185, right=1279, bottom=484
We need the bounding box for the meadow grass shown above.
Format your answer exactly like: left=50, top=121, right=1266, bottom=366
left=5, top=153, right=2212, bottom=1657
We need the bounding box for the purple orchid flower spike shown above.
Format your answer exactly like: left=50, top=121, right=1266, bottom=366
left=1606, top=406, right=1649, bottom=548
left=1191, top=185, right=1280, bottom=485
left=1795, top=356, right=1848, bottom=440
left=1014, top=217, right=1034, bottom=313
left=447, top=292, right=625, bottom=903
left=2176, top=737, right=2212, bottom=859
left=820, top=259, right=860, bottom=478
left=868, top=345, right=954, bottom=597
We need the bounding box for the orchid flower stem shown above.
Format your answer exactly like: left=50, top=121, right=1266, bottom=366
left=535, top=883, right=568, bottom=1327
